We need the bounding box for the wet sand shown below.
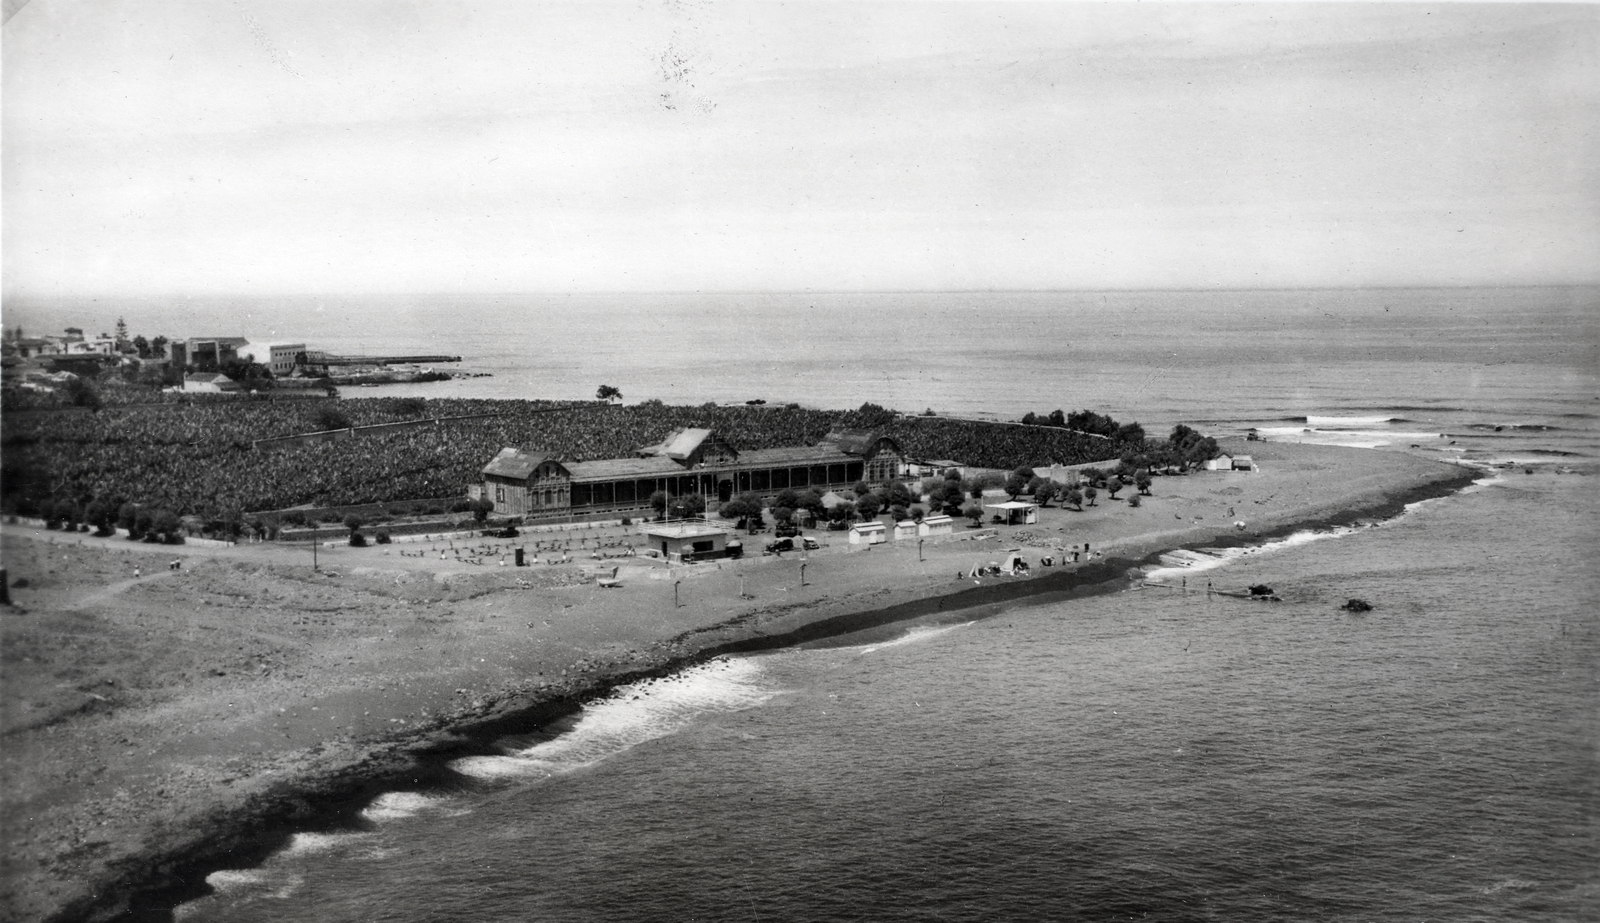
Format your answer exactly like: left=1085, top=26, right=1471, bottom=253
left=0, top=439, right=1478, bottom=922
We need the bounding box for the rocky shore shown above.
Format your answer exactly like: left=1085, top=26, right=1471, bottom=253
left=0, top=440, right=1478, bottom=922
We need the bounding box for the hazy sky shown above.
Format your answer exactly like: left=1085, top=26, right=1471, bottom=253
left=3, top=2, right=1596, bottom=298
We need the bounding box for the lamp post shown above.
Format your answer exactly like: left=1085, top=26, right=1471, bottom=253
left=674, top=579, right=681, bottom=608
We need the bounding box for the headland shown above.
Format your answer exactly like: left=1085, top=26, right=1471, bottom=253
left=0, top=438, right=1477, bottom=922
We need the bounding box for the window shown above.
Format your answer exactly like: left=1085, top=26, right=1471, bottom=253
left=495, top=486, right=505, bottom=503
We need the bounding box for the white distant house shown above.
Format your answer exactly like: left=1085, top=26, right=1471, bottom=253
left=184, top=372, right=241, bottom=393
left=1205, top=454, right=1254, bottom=472
left=848, top=521, right=887, bottom=545
left=892, top=519, right=919, bottom=540
left=918, top=514, right=954, bottom=537
left=238, top=341, right=306, bottom=376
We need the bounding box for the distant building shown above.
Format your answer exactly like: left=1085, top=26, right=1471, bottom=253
left=183, top=337, right=249, bottom=369
left=1204, top=454, right=1235, bottom=471
left=917, top=514, right=955, bottom=537
left=238, top=341, right=306, bottom=376
left=477, top=428, right=908, bottom=519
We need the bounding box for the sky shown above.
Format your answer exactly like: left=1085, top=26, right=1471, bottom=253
left=3, top=1, right=1597, bottom=300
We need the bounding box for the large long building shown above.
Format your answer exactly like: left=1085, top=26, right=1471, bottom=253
left=474, top=427, right=906, bottom=519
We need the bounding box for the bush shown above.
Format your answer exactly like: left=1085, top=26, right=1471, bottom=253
left=375, top=530, right=392, bottom=544
left=962, top=504, right=983, bottom=524
left=1128, top=493, right=1142, bottom=508
left=620, top=516, right=632, bottom=526
left=349, top=531, right=367, bottom=547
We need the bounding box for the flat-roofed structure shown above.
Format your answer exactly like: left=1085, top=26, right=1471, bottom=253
left=643, top=522, right=733, bottom=562
left=918, top=514, right=955, bottom=537
left=477, top=428, right=908, bottom=519
left=985, top=500, right=1038, bottom=525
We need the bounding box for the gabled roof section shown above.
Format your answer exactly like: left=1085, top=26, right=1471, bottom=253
left=638, top=427, right=724, bottom=461
left=483, top=447, right=553, bottom=480
left=821, top=428, right=901, bottom=457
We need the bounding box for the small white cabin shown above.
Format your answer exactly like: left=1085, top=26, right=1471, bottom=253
left=892, top=519, right=919, bottom=540
left=848, top=521, right=887, bottom=545
left=918, top=514, right=954, bottom=537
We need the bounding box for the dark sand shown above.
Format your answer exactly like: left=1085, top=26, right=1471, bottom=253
left=0, top=439, right=1478, bottom=922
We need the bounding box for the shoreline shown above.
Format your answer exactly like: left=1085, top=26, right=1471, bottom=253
left=2, top=443, right=1479, bottom=923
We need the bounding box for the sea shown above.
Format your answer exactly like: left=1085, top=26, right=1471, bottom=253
left=70, top=286, right=1597, bottom=922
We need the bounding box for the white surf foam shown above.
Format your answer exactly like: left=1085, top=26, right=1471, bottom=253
left=858, top=622, right=972, bottom=654
left=1143, top=526, right=1360, bottom=583
left=360, top=791, right=451, bottom=822
left=1305, top=414, right=1405, bottom=427
left=451, top=657, right=776, bottom=781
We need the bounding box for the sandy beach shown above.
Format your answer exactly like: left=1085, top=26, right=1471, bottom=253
left=0, top=439, right=1478, bottom=922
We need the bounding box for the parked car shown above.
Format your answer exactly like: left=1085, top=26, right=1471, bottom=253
left=764, top=537, right=794, bottom=554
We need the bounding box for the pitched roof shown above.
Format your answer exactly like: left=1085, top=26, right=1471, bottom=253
left=482, top=447, right=552, bottom=480
left=737, top=445, right=851, bottom=467
left=566, top=456, right=687, bottom=481
left=821, top=428, right=900, bottom=457
left=638, top=427, right=717, bottom=461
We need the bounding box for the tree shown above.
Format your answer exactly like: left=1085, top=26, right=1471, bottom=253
left=131, top=335, right=150, bottom=358
left=1004, top=472, right=1028, bottom=500
left=115, top=317, right=128, bottom=344
left=150, top=335, right=169, bottom=358
left=1084, top=485, right=1098, bottom=507
left=1021, top=411, right=1038, bottom=425
left=852, top=480, right=871, bottom=497
left=1066, top=488, right=1083, bottom=511
left=345, top=514, right=366, bottom=532
left=470, top=498, right=494, bottom=522
left=963, top=504, right=984, bottom=524
left=1035, top=482, right=1058, bottom=507
left=670, top=493, right=706, bottom=520
left=650, top=490, right=669, bottom=518
left=1128, top=493, right=1142, bottom=508
left=885, top=480, right=914, bottom=508
left=828, top=500, right=857, bottom=524
left=1107, top=476, right=1124, bottom=499
left=65, top=377, right=101, bottom=412
left=596, top=384, right=622, bottom=403
left=1136, top=471, right=1153, bottom=495
left=315, top=405, right=352, bottom=430
left=774, top=488, right=800, bottom=511
left=1048, top=409, right=1066, bottom=426
left=855, top=493, right=882, bottom=519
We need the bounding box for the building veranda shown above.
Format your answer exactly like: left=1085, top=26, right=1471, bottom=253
left=473, top=427, right=907, bottom=520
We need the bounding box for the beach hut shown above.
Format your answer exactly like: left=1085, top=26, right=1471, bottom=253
left=1205, top=454, right=1235, bottom=471
left=892, top=519, right=918, bottom=541
left=917, top=514, right=954, bottom=537
left=984, top=500, right=1038, bottom=525
left=848, top=521, right=887, bottom=545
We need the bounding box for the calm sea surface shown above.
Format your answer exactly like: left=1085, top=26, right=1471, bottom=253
left=145, top=287, right=1596, bottom=922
